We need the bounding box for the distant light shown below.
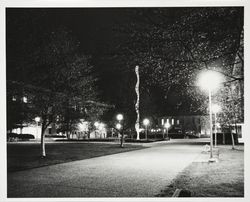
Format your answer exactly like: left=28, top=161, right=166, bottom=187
left=198, top=70, right=222, bottom=91
left=116, top=123, right=122, bottom=130
left=23, top=96, right=28, bottom=103
left=143, top=118, right=150, bottom=126
left=116, top=114, right=123, bottom=121
left=79, top=121, right=89, bottom=131
left=211, top=104, right=221, bottom=113
left=99, top=123, right=105, bottom=129
left=35, top=117, right=40, bottom=122
left=94, top=122, right=99, bottom=128
left=164, top=122, right=171, bottom=129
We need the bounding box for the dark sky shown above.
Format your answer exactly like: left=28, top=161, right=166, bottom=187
left=6, top=8, right=150, bottom=124
left=7, top=8, right=243, bottom=124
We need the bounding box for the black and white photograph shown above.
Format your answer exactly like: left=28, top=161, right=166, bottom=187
left=1, top=0, right=248, bottom=201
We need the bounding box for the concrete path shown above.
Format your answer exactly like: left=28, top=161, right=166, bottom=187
left=7, top=139, right=207, bottom=197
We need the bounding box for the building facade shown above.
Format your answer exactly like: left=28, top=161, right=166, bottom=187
left=159, top=115, right=210, bottom=137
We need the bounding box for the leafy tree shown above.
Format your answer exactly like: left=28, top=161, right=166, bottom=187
left=113, top=7, right=243, bottom=121
left=7, top=22, right=101, bottom=156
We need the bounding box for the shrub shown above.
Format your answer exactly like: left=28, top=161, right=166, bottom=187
left=19, top=134, right=35, bottom=139
left=7, top=133, right=34, bottom=141
left=45, top=135, right=66, bottom=138
left=7, top=133, right=19, bottom=138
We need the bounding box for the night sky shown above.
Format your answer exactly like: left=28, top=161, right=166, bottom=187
left=6, top=8, right=243, bottom=125
left=6, top=8, right=166, bottom=124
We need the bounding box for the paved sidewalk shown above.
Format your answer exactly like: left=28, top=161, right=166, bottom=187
left=8, top=140, right=205, bottom=197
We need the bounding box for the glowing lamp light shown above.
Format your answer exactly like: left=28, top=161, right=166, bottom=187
left=94, top=122, right=99, bottom=128
left=116, top=123, right=122, bottom=130
left=35, top=117, right=40, bottom=122
left=198, top=70, right=222, bottom=91
left=211, top=104, right=221, bottom=113
left=143, top=118, right=150, bottom=126
left=99, top=123, right=105, bottom=130
left=23, top=96, right=28, bottom=103
left=164, top=122, right=171, bottom=129
left=116, top=114, right=123, bottom=121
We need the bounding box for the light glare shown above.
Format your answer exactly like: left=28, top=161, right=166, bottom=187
left=116, top=114, right=123, bottom=121
left=211, top=104, right=221, bottom=113
left=143, top=118, right=150, bottom=126
left=164, top=122, right=171, bottom=129
left=116, top=123, right=122, bottom=130
left=35, top=117, right=40, bottom=122
left=198, top=70, right=222, bottom=91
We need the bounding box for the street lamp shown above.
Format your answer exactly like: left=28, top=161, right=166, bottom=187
left=116, top=123, right=122, bottom=130
left=116, top=114, right=123, bottom=122
left=143, top=118, right=150, bottom=140
left=35, top=117, right=40, bottom=139
left=212, top=104, right=221, bottom=147
left=198, top=70, right=222, bottom=160
left=164, top=122, right=171, bottom=139
left=94, top=121, right=99, bottom=138
left=116, top=114, right=124, bottom=147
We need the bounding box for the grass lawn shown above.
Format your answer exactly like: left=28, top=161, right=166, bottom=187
left=7, top=142, right=146, bottom=172
left=158, top=145, right=244, bottom=197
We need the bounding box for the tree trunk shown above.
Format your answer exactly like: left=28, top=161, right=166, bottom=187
left=222, top=131, right=225, bottom=145
left=66, top=131, right=70, bottom=139
left=120, top=131, right=124, bottom=148
left=41, top=123, right=46, bottom=158
left=230, top=127, right=235, bottom=150
left=234, top=122, right=239, bottom=144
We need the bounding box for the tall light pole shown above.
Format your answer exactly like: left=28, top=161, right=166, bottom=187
left=116, top=114, right=124, bottom=147
left=143, top=118, right=150, bottom=140
left=198, top=70, right=222, bottom=160
left=94, top=121, right=99, bottom=138
left=164, top=122, right=171, bottom=139
left=212, top=104, right=221, bottom=147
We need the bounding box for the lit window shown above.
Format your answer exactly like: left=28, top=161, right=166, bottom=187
left=161, top=119, right=164, bottom=125
left=177, top=120, right=180, bottom=125
left=172, top=119, right=174, bottom=125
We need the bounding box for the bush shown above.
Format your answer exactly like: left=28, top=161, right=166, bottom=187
left=7, top=133, right=34, bottom=141
left=45, top=135, right=66, bottom=138
left=7, top=133, right=19, bottom=138
left=19, top=134, right=35, bottom=140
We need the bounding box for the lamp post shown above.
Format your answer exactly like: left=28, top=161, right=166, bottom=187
left=94, top=121, right=99, bottom=138
left=211, top=104, right=221, bottom=147
left=198, top=70, right=222, bottom=160
left=116, top=123, right=122, bottom=130
left=35, top=117, right=40, bottom=139
left=116, top=114, right=124, bottom=147
left=143, top=118, right=150, bottom=140
left=99, top=123, right=105, bottom=138
left=164, top=122, right=171, bottom=139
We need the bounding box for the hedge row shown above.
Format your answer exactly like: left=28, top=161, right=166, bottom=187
left=7, top=133, right=35, bottom=140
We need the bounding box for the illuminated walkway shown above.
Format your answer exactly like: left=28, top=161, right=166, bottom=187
left=8, top=140, right=207, bottom=197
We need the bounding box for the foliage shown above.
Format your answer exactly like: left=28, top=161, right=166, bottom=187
left=113, top=7, right=243, bottom=118
left=6, top=9, right=106, bottom=155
